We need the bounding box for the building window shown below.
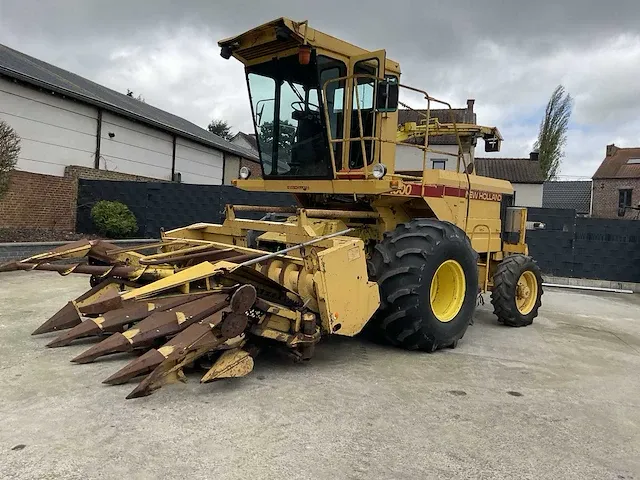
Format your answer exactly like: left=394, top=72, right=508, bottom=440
left=619, top=189, right=633, bottom=209
left=432, top=159, right=447, bottom=170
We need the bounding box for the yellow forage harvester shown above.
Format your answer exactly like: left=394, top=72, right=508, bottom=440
left=1, top=18, right=543, bottom=399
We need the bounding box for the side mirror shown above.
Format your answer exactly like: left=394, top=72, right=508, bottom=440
left=376, top=77, right=399, bottom=112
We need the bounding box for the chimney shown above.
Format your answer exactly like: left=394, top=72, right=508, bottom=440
left=606, top=144, right=618, bottom=157
left=466, top=99, right=475, bottom=114
left=529, top=151, right=539, bottom=161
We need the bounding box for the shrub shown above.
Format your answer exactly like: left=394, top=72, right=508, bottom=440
left=90, top=201, right=138, bottom=238
left=0, top=120, right=20, bottom=198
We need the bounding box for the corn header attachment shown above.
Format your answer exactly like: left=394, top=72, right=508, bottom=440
left=1, top=210, right=379, bottom=399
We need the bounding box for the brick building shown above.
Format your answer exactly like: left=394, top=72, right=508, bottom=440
left=592, top=144, right=640, bottom=219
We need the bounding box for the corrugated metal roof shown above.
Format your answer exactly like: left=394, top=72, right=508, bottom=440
left=475, top=157, right=545, bottom=184
left=0, top=43, right=258, bottom=161
left=543, top=181, right=592, bottom=214
left=592, top=145, right=640, bottom=179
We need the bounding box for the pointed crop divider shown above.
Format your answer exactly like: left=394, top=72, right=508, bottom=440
left=71, top=292, right=229, bottom=363
left=32, top=278, right=126, bottom=335
left=45, top=293, right=210, bottom=348
left=103, top=285, right=257, bottom=391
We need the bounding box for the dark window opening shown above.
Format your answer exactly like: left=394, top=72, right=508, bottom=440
left=432, top=159, right=447, bottom=170
left=619, top=189, right=633, bottom=208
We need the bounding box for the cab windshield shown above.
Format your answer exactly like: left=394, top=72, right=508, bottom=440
left=247, top=54, right=345, bottom=178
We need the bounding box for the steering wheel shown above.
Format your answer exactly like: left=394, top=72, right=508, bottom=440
left=291, top=101, right=319, bottom=113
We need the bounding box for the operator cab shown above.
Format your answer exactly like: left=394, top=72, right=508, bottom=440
left=220, top=18, right=401, bottom=181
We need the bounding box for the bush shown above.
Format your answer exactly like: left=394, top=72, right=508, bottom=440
left=90, top=201, right=138, bottom=238
left=0, top=120, right=21, bottom=198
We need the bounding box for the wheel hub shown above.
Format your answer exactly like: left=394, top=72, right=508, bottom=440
left=430, top=260, right=466, bottom=322
left=516, top=271, right=538, bottom=315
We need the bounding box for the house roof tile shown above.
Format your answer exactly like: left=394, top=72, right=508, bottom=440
left=592, top=145, right=640, bottom=179
left=475, top=157, right=545, bottom=184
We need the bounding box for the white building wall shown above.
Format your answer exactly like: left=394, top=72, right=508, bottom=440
left=175, top=137, right=224, bottom=185
left=99, top=112, right=173, bottom=180
left=513, top=183, right=543, bottom=207
left=0, top=77, right=97, bottom=176
left=395, top=144, right=474, bottom=173
left=1, top=78, right=227, bottom=184
left=223, top=155, right=241, bottom=185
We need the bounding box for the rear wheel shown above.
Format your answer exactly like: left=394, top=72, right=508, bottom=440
left=491, top=254, right=543, bottom=327
left=368, top=219, right=478, bottom=351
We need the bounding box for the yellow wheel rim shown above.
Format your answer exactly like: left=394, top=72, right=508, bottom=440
left=516, top=271, right=538, bottom=315
left=430, top=260, right=466, bottom=322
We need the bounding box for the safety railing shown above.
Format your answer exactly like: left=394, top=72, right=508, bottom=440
left=321, top=74, right=470, bottom=187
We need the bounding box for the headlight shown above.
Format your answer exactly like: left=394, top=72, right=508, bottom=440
left=239, top=166, right=251, bottom=179
left=372, top=163, right=387, bottom=179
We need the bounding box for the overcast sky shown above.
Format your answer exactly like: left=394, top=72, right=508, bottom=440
left=2, top=0, right=640, bottom=177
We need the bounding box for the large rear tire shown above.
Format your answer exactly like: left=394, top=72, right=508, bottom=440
left=368, top=219, right=478, bottom=351
left=491, top=254, right=543, bottom=327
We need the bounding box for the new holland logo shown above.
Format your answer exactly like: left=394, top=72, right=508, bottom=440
left=468, top=190, right=503, bottom=202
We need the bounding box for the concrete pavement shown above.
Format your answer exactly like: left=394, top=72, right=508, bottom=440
left=1, top=271, right=639, bottom=479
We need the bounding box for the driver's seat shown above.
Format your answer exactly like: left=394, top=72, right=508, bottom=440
left=290, top=111, right=324, bottom=173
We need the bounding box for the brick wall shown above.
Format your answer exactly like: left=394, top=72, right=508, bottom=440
left=239, top=159, right=262, bottom=179
left=0, top=171, right=76, bottom=229
left=592, top=178, right=640, bottom=218
left=65, top=165, right=164, bottom=182
left=0, top=166, right=167, bottom=233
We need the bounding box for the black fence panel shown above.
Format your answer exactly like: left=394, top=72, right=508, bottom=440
left=77, top=185, right=640, bottom=283
left=526, top=208, right=640, bottom=283
left=77, top=180, right=298, bottom=238
left=526, top=208, right=576, bottom=277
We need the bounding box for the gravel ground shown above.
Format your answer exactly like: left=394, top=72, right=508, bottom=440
left=0, top=271, right=639, bottom=480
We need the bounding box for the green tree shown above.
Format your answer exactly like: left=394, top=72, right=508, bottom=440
left=534, top=85, right=573, bottom=180
left=207, top=119, right=233, bottom=140
left=0, top=120, right=20, bottom=198
left=126, top=89, right=145, bottom=103
left=258, top=120, right=296, bottom=155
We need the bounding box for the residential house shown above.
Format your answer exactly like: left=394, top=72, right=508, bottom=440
left=592, top=144, right=640, bottom=218
left=543, top=181, right=592, bottom=215
left=0, top=43, right=257, bottom=186
left=475, top=153, right=545, bottom=207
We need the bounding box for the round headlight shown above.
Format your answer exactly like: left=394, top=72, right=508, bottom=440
left=372, top=163, right=387, bottom=179
left=239, top=166, right=251, bottom=179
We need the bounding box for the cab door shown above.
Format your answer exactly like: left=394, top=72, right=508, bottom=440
left=339, top=50, right=386, bottom=175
